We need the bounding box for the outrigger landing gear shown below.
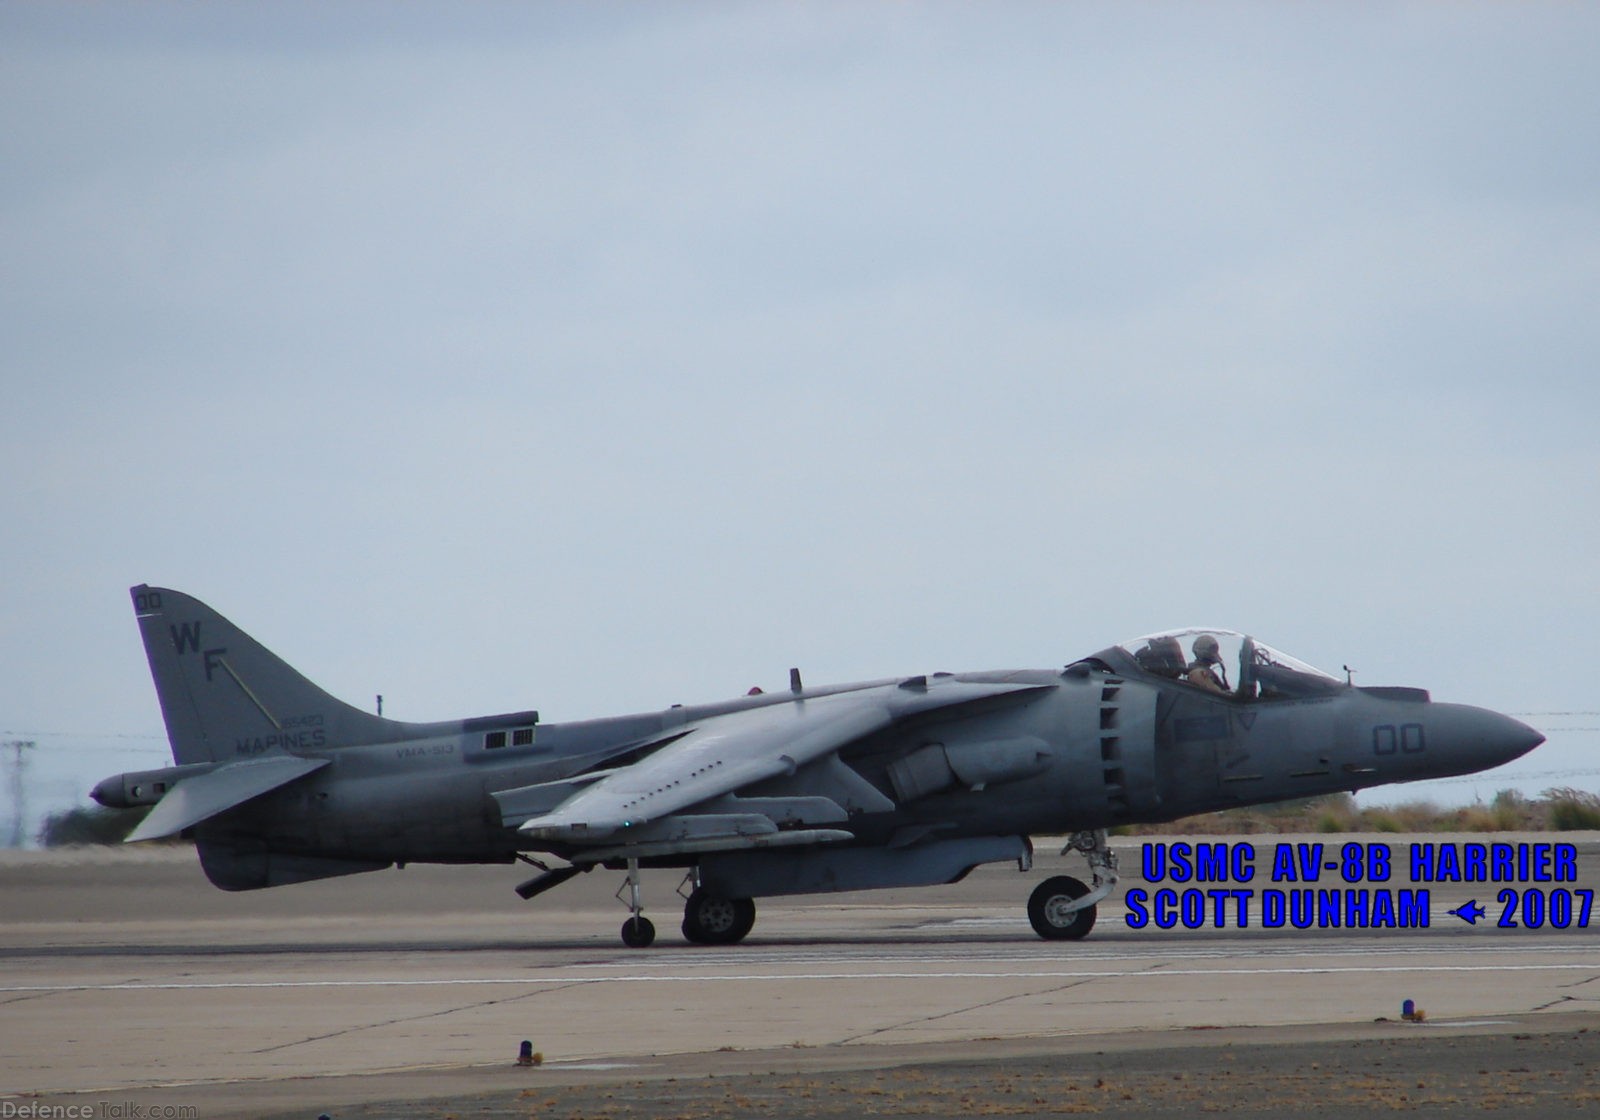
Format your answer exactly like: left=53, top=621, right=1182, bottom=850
left=1027, top=829, right=1119, bottom=941
left=617, top=858, right=655, bottom=948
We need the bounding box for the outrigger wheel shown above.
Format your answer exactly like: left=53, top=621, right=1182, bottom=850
left=681, top=888, right=757, bottom=945
left=621, top=915, right=656, bottom=949
left=1027, top=875, right=1097, bottom=940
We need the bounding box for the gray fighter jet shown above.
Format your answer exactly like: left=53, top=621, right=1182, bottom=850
left=94, top=586, right=1542, bottom=947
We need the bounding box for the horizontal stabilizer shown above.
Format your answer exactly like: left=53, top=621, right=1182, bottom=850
left=126, top=755, right=330, bottom=843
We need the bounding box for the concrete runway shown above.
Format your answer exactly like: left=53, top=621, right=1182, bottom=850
left=3, top=834, right=1596, bottom=1117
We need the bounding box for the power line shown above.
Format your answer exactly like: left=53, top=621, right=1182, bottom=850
left=1394, top=767, right=1600, bottom=787
left=0, top=743, right=169, bottom=754
left=1, top=729, right=166, bottom=741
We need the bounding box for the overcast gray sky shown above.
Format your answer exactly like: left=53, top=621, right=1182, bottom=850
left=3, top=3, right=1597, bottom=835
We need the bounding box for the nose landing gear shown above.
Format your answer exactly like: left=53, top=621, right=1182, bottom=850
left=1027, top=829, right=1118, bottom=941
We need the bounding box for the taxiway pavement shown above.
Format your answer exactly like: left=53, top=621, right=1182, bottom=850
left=2, top=834, right=1595, bottom=1117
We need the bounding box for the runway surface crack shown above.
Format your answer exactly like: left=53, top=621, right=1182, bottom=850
left=0, top=971, right=152, bottom=1008
left=0, top=988, right=69, bottom=1008
left=1528, top=995, right=1579, bottom=1012
left=830, top=975, right=1105, bottom=1045
left=246, top=980, right=589, bottom=1054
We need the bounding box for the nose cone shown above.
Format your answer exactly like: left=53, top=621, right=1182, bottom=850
left=1432, top=704, right=1545, bottom=775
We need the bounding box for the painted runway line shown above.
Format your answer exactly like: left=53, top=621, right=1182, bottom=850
left=5, top=960, right=1596, bottom=994
left=633, top=940, right=1597, bottom=967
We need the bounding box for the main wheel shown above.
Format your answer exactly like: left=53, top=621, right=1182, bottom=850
left=620, top=915, right=656, bottom=948
left=1027, top=875, right=1096, bottom=940
left=681, top=888, right=757, bottom=945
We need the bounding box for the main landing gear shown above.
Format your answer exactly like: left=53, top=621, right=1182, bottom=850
left=582, top=829, right=1118, bottom=948
left=611, top=860, right=758, bottom=948
left=1026, top=829, right=1118, bottom=941
left=681, top=887, right=756, bottom=945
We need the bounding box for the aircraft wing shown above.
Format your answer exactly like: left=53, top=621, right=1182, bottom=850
left=514, top=678, right=1048, bottom=857
left=126, top=755, right=331, bottom=843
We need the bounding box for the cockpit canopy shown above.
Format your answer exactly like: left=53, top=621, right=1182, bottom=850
left=1101, top=628, right=1345, bottom=701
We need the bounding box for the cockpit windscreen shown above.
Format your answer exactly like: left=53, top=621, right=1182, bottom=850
left=1118, top=628, right=1344, bottom=701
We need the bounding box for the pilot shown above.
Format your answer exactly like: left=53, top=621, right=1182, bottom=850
left=1185, top=635, right=1230, bottom=694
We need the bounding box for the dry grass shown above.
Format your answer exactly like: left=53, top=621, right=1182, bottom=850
left=1119, top=788, right=1597, bottom=836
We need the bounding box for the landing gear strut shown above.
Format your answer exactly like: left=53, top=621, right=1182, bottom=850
left=1027, top=829, right=1118, bottom=941
left=609, top=863, right=759, bottom=948
left=617, top=858, right=655, bottom=948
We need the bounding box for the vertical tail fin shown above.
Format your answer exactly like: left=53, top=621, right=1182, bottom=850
left=132, top=585, right=411, bottom=765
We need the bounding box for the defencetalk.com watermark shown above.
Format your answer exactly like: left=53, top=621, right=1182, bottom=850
left=1, top=1105, right=197, bottom=1119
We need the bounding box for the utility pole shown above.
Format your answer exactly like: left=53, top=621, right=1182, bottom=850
left=5, top=740, right=35, bottom=849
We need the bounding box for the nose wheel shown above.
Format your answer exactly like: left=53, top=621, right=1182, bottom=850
left=1027, top=829, right=1117, bottom=941
left=1028, top=875, right=1096, bottom=939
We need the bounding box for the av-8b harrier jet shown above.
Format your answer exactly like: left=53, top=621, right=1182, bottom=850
left=94, top=586, right=1542, bottom=947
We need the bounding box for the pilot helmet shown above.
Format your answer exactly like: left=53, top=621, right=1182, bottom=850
left=1193, top=634, right=1221, bottom=663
